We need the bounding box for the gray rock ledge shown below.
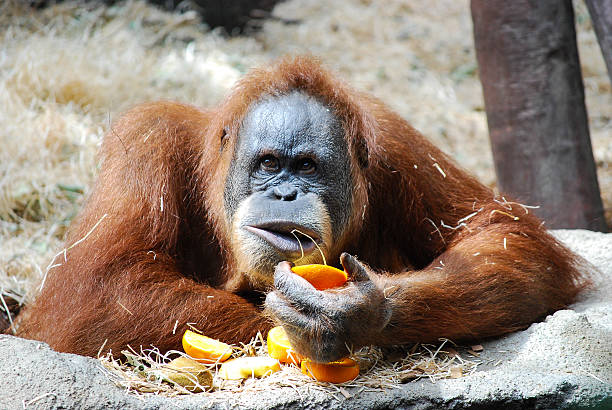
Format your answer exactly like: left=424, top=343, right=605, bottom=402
left=1, top=229, right=610, bottom=409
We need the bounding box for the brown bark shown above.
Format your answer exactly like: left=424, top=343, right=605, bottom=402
left=585, top=0, right=612, bottom=85
left=471, top=0, right=607, bottom=231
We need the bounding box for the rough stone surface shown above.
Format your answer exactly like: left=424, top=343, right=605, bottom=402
left=1, top=230, right=611, bottom=409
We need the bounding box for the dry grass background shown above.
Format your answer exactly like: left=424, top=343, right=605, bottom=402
left=0, top=0, right=610, bottom=310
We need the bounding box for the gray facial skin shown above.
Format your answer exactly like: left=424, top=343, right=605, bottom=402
left=224, top=91, right=353, bottom=276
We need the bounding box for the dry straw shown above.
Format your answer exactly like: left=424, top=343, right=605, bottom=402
left=99, top=333, right=479, bottom=398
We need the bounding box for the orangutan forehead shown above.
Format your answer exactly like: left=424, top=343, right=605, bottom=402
left=237, top=91, right=345, bottom=157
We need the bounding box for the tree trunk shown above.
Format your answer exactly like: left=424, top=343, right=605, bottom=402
left=585, top=0, right=612, bottom=85
left=471, top=0, right=607, bottom=231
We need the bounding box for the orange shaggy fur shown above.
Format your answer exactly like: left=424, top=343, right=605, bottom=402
left=15, top=56, right=586, bottom=356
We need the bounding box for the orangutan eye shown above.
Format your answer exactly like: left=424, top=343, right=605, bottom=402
left=298, top=158, right=316, bottom=174
left=259, top=156, right=280, bottom=172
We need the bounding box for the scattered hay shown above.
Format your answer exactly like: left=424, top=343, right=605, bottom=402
left=0, top=288, right=24, bottom=333
left=99, top=335, right=479, bottom=398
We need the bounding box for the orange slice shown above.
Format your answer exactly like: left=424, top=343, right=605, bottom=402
left=301, top=357, right=360, bottom=383
left=267, top=325, right=304, bottom=365
left=219, top=356, right=281, bottom=380
left=182, top=329, right=232, bottom=363
left=291, top=264, right=347, bottom=290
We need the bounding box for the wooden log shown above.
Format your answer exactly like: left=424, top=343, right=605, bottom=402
left=471, top=0, right=607, bottom=231
left=585, top=0, right=612, bottom=84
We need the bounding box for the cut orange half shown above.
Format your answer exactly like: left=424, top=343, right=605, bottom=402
left=301, top=357, right=360, bottom=383
left=182, top=329, right=233, bottom=363
left=291, top=264, right=347, bottom=290
left=267, top=326, right=304, bottom=365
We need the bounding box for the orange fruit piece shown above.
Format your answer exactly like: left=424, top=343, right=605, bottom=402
left=182, top=329, right=233, bottom=363
left=219, top=356, right=281, bottom=380
left=301, top=357, right=360, bottom=383
left=291, top=264, right=347, bottom=290
left=267, top=326, right=304, bottom=365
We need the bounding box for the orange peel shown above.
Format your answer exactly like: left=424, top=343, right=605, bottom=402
left=301, top=357, right=360, bottom=383
left=267, top=325, right=304, bottom=365
left=182, top=329, right=232, bottom=363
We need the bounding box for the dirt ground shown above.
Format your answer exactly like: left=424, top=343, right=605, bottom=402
left=0, top=0, right=610, bottom=304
